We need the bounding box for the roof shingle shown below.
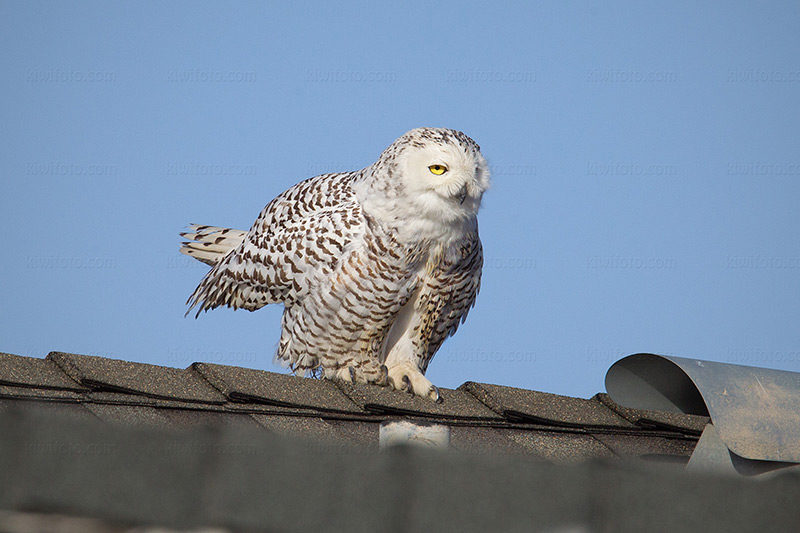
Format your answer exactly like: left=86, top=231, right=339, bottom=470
left=48, top=352, right=226, bottom=404
left=0, top=352, right=87, bottom=391
left=335, top=379, right=504, bottom=420
left=594, top=392, right=709, bottom=435
left=192, top=361, right=364, bottom=414
left=460, top=381, right=635, bottom=428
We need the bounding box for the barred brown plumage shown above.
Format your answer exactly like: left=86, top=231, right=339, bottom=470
left=180, top=128, right=490, bottom=401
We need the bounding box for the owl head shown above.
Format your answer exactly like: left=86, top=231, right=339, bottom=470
left=372, top=127, right=491, bottom=225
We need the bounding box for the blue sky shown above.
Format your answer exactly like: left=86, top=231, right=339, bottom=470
left=2, top=1, right=799, bottom=399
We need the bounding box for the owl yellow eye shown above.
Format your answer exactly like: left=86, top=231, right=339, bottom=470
left=428, top=164, right=448, bottom=175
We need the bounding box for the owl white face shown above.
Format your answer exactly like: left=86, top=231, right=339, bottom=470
left=396, top=135, right=491, bottom=224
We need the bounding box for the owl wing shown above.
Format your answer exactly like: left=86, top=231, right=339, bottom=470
left=186, top=172, right=361, bottom=317
left=415, top=227, right=483, bottom=371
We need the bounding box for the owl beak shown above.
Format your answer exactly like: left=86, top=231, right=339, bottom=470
left=458, top=186, right=468, bottom=204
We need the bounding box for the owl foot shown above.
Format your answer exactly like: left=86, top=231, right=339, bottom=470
left=333, top=363, right=389, bottom=386
left=387, top=361, right=442, bottom=403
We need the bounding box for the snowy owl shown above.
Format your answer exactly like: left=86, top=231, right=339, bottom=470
left=180, top=127, right=490, bottom=401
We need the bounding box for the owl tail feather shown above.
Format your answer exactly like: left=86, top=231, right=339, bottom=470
left=179, top=224, right=247, bottom=266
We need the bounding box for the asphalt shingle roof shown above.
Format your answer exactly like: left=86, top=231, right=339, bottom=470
left=336, top=379, right=503, bottom=420
left=0, top=351, right=87, bottom=391
left=50, top=352, right=226, bottom=404
left=2, top=350, right=797, bottom=533
left=595, top=391, right=710, bottom=434
left=461, top=381, right=635, bottom=428
left=0, top=350, right=705, bottom=461
left=193, top=361, right=364, bottom=413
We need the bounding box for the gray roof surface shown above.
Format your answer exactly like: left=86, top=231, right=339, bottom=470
left=0, top=351, right=705, bottom=461
left=1, top=350, right=797, bottom=532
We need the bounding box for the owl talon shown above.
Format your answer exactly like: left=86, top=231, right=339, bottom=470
left=430, top=385, right=442, bottom=403
left=375, top=364, right=389, bottom=386
left=386, top=361, right=441, bottom=402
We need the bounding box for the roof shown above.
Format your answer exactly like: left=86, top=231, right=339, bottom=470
left=0, top=351, right=706, bottom=462
left=4, top=350, right=799, bottom=532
